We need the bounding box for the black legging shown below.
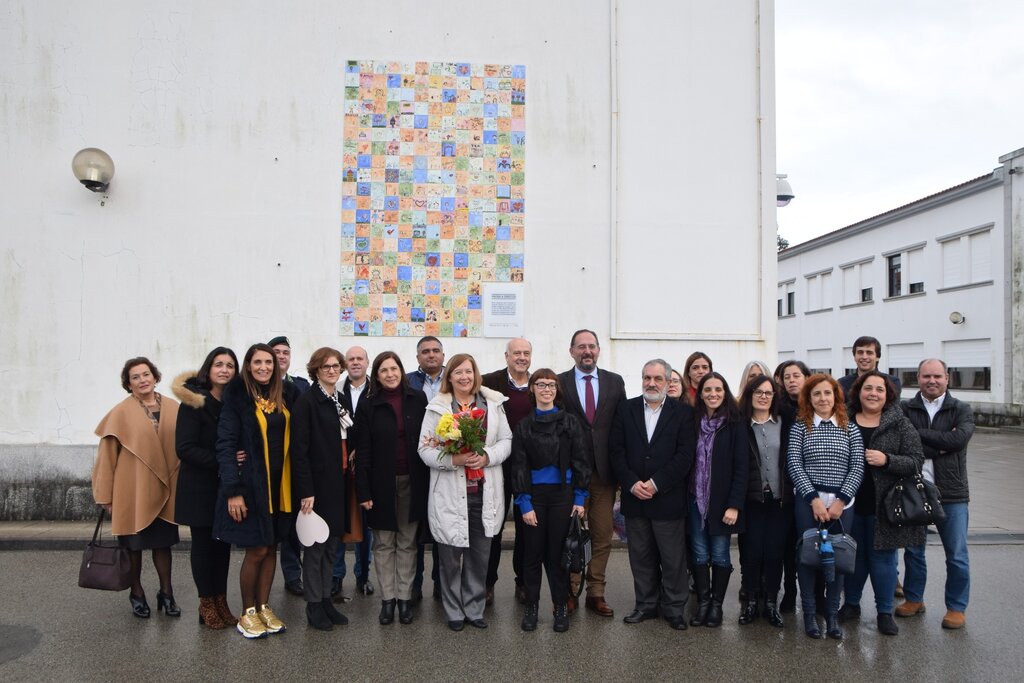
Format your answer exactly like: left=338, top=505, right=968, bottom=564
left=520, top=484, right=573, bottom=604
left=189, top=525, right=232, bottom=598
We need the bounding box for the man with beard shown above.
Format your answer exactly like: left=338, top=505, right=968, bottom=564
left=609, top=359, right=695, bottom=630
left=558, top=329, right=626, bottom=616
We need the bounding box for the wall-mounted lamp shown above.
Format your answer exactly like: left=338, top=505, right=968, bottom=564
left=776, top=174, right=794, bottom=207
left=72, top=148, right=115, bottom=193
left=949, top=311, right=966, bottom=325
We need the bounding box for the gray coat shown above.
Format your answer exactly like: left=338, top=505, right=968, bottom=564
left=859, top=404, right=927, bottom=550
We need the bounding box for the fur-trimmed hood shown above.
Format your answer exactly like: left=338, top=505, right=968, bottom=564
left=171, top=370, right=207, bottom=409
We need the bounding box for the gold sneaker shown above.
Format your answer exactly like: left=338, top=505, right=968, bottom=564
left=237, top=607, right=268, bottom=639
left=258, top=604, right=286, bottom=634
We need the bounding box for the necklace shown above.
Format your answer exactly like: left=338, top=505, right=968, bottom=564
left=254, top=394, right=277, bottom=414
left=135, top=393, right=162, bottom=431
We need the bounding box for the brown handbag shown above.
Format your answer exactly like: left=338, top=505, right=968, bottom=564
left=340, top=440, right=363, bottom=543
left=78, top=509, right=132, bottom=591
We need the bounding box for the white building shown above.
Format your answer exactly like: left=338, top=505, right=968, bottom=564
left=777, top=146, right=1024, bottom=425
left=0, top=1, right=778, bottom=516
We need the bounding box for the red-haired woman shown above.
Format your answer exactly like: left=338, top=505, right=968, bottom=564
left=786, top=374, right=864, bottom=640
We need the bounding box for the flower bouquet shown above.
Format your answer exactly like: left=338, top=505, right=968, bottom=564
left=434, top=408, right=487, bottom=480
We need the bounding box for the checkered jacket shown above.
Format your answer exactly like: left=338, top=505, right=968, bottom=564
left=786, top=420, right=864, bottom=504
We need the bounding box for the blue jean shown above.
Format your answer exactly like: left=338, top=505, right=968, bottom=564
left=688, top=500, right=732, bottom=568
left=844, top=514, right=897, bottom=614
left=333, top=527, right=373, bottom=581
left=903, top=502, right=970, bottom=612
left=794, top=502, right=853, bottom=616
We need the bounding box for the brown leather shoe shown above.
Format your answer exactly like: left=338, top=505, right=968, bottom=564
left=941, top=610, right=966, bottom=629
left=585, top=596, right=614, bottom=617
left=566, top=595, right=577, bottom=614
left=895, top=601, right=926, bottom=618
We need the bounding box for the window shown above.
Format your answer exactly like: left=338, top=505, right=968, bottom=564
left=938, top=225, right=993, bottom=289
left=804, top=269, right=833, bottom=311
left=884, top=244, right=926, bottom=298
left=887, top=254, right=902, bottom=297
left=889, top=368, right=920, bottom=389
left=840, top=258, right=874, bottom=305
left=777, top=281, right=795, bottom=317
left=808, top=368, right=832, bottom=377
left=948, top=367, right=991, bottom=391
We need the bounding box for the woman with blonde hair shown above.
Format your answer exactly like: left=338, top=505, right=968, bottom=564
left=419, top=353, right=512, bottom=631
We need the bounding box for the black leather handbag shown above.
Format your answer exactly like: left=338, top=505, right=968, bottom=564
left=884, top=471, right=946, bottom=527
left=561, top=511, right=592, bottom=597
left=78, top=509, right=132, bottom=591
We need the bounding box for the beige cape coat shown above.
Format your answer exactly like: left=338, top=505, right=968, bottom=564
left=91, top=394, right=180, bottom=536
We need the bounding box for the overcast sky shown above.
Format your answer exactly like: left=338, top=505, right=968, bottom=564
left=775, top=0, right=1024, bottom=247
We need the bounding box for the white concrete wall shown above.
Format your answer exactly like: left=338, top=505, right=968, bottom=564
left=777, top=171, right=1007, bottom=405
left=0, top=1, right=776, bottom=477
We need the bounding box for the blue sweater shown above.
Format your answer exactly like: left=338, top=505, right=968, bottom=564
left=786, top=419, right=864, bottom=504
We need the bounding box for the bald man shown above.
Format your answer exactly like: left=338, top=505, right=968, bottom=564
left=481, top=338, right=534, bottom=605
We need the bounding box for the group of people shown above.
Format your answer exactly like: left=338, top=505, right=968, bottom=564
left=90, top=331, right=974, bottom=641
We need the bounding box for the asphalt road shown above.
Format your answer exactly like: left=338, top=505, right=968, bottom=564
left=1, top=544, right=1021, bottom=681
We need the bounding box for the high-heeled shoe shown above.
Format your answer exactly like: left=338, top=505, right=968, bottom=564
left=156, top=590, right=181, bottom=617
left=129, top=593, right=151, bottom=618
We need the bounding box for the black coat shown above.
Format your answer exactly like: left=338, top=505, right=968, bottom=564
left=213, top=377, right=299, bottom=548
left=691, top=418, right=750, bottom=535
left=509, top=409, right=592, bottom=497
left=354, top=387, right=429, bottom=531
left=609, top=397, right=696, bottom=520
left=291, top=386, right=351, bottom=538
left=557, top=368, right=627, bottom=483
left=901, top=391, right=974, bottom=503
left=172, top=372, right=222, bottom=527
left=745, top=413, right=794, bottom=506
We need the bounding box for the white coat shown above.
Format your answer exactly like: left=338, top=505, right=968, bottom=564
left=418, top=386, right=512, bottom=547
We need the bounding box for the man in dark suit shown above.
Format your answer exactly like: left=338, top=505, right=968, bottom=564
left=558, top=329, right=626, bottom=617
left=481, top=338, right=534, bottom=605
left=609, top=359, right=695, bottom=630
left=332, top=345, right=374, bottom=600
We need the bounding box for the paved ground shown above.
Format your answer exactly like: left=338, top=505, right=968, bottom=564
left=0, top=429, right=1021, bottom=680
left=1, top=545, right=1023, bottom=681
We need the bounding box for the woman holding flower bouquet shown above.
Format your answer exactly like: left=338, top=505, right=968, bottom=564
left=509, top=368, right=591, bottom=633
left=418, top=353, right=513, bottom=631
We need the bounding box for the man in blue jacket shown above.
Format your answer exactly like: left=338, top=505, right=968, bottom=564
left=898, top=358, right=975, bottom=630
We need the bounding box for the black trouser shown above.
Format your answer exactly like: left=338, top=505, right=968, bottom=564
left=486, top=476, right=525, bottom=590
left=738, top=499, right=788, bottom=596
left=521, top=484, right=573, bottom=604
left=189, top=525, right=232, bottom=598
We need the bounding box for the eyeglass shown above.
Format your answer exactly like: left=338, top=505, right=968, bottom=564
left=320, top=363, right=342, bottom=372
left=753, top=390, right=774, bottom=398
left=668, top=379, right=682, bottom=386
left=533, top=381, right=558, bottom=390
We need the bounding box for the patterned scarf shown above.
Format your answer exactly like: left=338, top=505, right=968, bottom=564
left=317, top=382, right=354, bottom=439
left=693, top=414, right=725, bottom=525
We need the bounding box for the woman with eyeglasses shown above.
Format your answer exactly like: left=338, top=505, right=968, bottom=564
left=508, top=369, right=591, bottom=633
left=290, top=347, right=353, bottom=631
left=736, top=375, right=792, bottom=628
left=667, top=369, right=685, bottom=401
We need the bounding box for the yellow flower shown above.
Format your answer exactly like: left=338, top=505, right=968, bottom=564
left=436, top=413, right=454, bottom=438
left=448, top=428, right=462, bottom=441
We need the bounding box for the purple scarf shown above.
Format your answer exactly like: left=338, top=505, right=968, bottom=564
left=693, top=414, right=725, bottom=525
